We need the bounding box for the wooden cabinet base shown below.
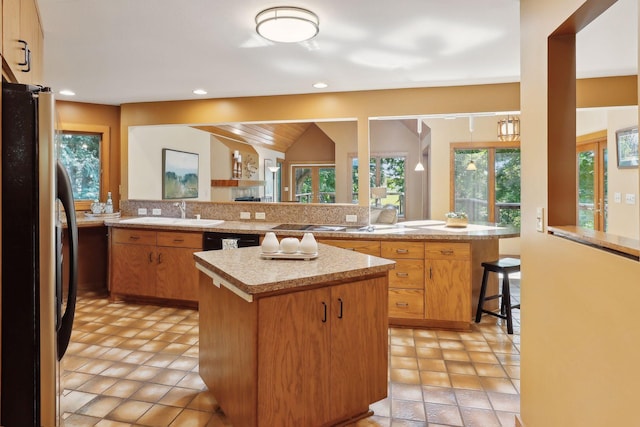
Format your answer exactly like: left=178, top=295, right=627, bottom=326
left=389, top=317, right=472, bottom=331
left=199, top=272, right=388, bottom=427
left=109, top=293, right=198, bottom=309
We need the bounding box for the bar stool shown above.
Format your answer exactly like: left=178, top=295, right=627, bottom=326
left=475, top=257, right=521, bottom=334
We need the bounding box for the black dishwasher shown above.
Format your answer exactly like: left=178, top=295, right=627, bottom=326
left=203, top=231, right=261, bottom=250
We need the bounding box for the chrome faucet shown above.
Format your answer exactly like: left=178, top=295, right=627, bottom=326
left=174, top=200, right=186, bottom=219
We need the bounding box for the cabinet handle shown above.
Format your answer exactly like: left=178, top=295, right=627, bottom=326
left=337, top=298, right=343, bottom=319
left=395, top=248, right=409, bottom=254
left=429, top=266, right=432, bottom=279
left=148, top=252, right=154, bottom=263
left=18, top=40, right=31, bottom=72
left=321, top=302, right=327, bottom=323
left=440, top=249, right=454, bottom=255
left=173, top=239, right=184, bottom=243
left=158, top=253, right=163, bottom=264
left=396, top=301, right=409, bottom=308
left=129, top=236, right=140, bottom=241
left=396, top=272, right=409, bottom=278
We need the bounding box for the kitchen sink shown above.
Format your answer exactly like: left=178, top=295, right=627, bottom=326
left=120, top=217, right=224, bottom=227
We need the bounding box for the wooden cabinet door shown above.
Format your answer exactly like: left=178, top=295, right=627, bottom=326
left=426, top=258, right=471, bottom=322
left=330, top=277, right=388, bottom=421
left=318, top=239, right=381, bottom=256
left=19, top=0, right=42, bottom=83
left=3, top=0, right=22, bottom=78
left=257, top=287, right=331, bottom=427
left=111, top=243, right=156, bottom=297
left=156, top=246, right=199, bottom=301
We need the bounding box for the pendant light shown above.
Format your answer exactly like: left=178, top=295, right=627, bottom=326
left=497, top=115, right=520, bottom=141
left=466, top=116, right=477, bottom=171
left=415, top=118, right=425, bottom=172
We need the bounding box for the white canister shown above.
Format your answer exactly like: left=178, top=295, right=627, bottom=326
left=261, top=232, right=279, bottom=253
left=279, top=237, right=300, bottom=254
left=300, top=232, right=318, bottom=254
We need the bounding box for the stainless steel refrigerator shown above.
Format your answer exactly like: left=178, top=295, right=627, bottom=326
left=1, top=82, right=78, bottom=426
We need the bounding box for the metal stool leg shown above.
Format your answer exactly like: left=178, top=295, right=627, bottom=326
left=503, top=274, right=513, bottom=334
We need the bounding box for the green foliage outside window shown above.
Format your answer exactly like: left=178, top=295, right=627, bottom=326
left=58, top=133, right=101, bottom=201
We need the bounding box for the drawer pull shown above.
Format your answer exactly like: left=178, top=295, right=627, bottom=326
left=321, top=302, right=327, bottom=323
left=173, top=239, right=185, bottom=243
left=440, top=249, right=454, bottom=255
left=395, top=301, right=409, bottom=308
left=129, top=236, right=141, bottom=241
left=395, top=249, right=409, bottom=254
left=395, top=272, right=409, bottom=278
left=148, top=252, right=154, bottom=263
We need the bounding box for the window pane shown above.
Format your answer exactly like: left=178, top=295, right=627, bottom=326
left=351, top=157, right=359, bottom=203
left=294, top=167, right=313, bottom=203
left=380, top=157, right=406, bottom=216
left=495, top=148, right=521, bottom=227
left=318, top=167, right=336, bottom=203
left=454, top=149, right=488, bottom=222
left=578, top=150, right=596, bottom=229
left=58, top=132, right=101, bottom=201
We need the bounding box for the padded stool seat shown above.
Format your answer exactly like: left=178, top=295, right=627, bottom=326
left=475, top=257, right=521, bottom=334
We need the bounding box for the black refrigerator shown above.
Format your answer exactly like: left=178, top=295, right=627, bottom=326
left=1, top=82, right=78, bottom=426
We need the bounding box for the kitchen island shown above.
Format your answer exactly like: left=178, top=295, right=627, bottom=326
left=194, top=244, right=395, bottom=427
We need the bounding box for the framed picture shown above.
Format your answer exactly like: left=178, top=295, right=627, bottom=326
left=616, top=126, right=639, bottom=168
left=162, top=148, right=199, bottom=199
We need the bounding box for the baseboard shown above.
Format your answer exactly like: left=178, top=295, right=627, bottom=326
left=515, top=415, right=525, bottom=427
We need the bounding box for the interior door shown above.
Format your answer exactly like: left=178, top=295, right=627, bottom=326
left=292, top=165, right=335, bottom=203
left=577, top=139, right=607, bottom=231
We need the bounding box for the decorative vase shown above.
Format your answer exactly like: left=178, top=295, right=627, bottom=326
left=261, top=232, right=279, bottom=253
left=280, top=237, right=300, bottom=254
left=446, top=217, right=468, bottom=228
left=300, top=232, right=318, bottom=254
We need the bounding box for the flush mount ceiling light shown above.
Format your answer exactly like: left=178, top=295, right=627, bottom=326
left=497, top=115, right=520, bottom=141
left=255, top=6, right=319, bottom=43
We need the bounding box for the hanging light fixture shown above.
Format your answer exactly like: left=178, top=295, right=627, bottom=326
left=255, top=7, right=319, bottom=43
left=497, top=115, right=521, bottom=141
left=466, top=160, right=477, bottom=171
left=415, top=118, right=425, bottom=172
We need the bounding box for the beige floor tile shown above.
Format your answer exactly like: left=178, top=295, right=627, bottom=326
left=425, top=402, right=463, bottom=426
left=170, top=408, right=214, bottom=427
left=137, top=403, right=182, bottom=426
left=105, top=399, right=153, bottom=423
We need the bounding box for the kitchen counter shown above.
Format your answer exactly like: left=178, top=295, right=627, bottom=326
left=105, top=217, right=519, bottom=241
left=196, top=243, right=394, bottom=427
left=193, top=243, right=396, bottom=300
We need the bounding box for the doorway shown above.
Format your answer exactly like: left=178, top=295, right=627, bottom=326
left=577, top=132, right=608, bottom=231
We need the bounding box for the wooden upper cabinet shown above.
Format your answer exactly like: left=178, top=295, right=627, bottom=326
left=3, top=0, right=43, bottom=83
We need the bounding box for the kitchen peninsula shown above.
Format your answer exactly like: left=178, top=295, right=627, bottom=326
left=194, top=244, right=395, bottom=427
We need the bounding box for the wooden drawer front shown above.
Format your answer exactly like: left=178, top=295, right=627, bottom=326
left=388, top=259, right=424, bottom=289
left=381, top=241, right=424, bottom=259
left=113, top=228, right=156, bottom=245
left=157, top=231, right=202, bottom=248
left=319, top=239, right=381, bottom=256
left=389, top=289, right=424, bottom=319
left=425, top=242, right=470, bottom=260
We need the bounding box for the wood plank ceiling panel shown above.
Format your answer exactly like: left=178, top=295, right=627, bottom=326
left=192, top=123, right=312, bottom=153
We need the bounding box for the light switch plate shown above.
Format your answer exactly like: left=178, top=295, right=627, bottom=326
left=626, top=193, right=636, bottom=205
left=346, top=214, right=357, bottom=222
left=255, top=212, right=266, bottom=220
left=137, top=208, right=148, bottom=215
left=152, top=208, right=161, bottom=215
left=240, top=212, right=251, bottom=219
left=536, top=207, right=544, bottom=232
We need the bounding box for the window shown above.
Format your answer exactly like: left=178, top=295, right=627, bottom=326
left=451, top=142, right=521, bottom=227
left=351, top=154, right=406, bottom=215
left=292, top=164, right=335, bottom=203
left=57, top=124, right=111, bottom=211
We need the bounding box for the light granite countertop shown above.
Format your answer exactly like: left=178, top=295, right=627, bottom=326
left=104, top=217, right=519, bottom=241
left=194, top=243, right=396, bottom=301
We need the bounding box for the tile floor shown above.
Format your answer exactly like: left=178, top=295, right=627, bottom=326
left=62, top=280, right=520, bottom=427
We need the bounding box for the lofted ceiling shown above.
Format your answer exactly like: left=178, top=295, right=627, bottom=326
left=192, top=123, right=312, bottom=153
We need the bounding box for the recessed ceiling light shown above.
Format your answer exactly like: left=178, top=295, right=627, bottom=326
left=59, top=89, right=75, bottom=96
left=313, top=82, right=328, bottom=89
left=193, top=89, right=207, bottom=95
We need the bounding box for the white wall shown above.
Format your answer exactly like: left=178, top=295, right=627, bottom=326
left=128, top=126, right=211, bottom=200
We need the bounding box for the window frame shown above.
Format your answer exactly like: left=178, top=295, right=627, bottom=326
left=450, top=141, right=520, bottom=223
left=58, top=123, right=111, bottom=212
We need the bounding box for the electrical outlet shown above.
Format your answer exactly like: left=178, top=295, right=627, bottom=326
left=346, top=214, right=357, bottom=223
left=137, top=208, right=148, bottom=215
left=255, top=212, right=266, bottom=220
left=614, top=192, right=621, bottom=203
left=152, top=208, right=161, bottom=215
left=536, top=207, right=544, bottom=232
left=625, top=193, right=636, bottom=205
left=240, top=212, right=251, bottom=219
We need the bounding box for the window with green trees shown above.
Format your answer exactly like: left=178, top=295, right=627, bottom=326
left=452, top=143, right=521, bottom=227
left=351, top=155, right=406, bottom=215
left=58, top=132, right=102, bottom=202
